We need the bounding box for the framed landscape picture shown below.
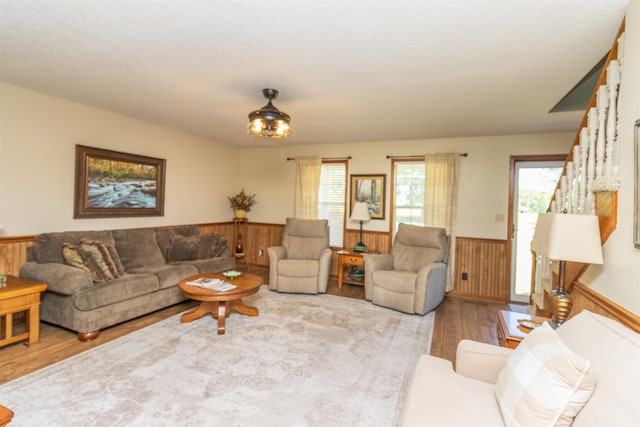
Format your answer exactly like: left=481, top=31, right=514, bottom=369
left=74, top=145, right=166, bottom=218
left=350, top=174, right=386, bottom=220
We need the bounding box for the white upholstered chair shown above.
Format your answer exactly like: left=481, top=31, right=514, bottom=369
left=267, top=218, right=332, bottom=294
left=363, top=223, right=448, bottom=314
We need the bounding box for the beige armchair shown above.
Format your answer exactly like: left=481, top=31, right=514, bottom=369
left=403, top=311, right=640, bottom=426
left=363, top=223, right=448, bottom=314
left=267, top=218, right=332, bottom=294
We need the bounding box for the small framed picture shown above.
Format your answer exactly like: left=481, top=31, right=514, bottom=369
left=350, top=174, right=386, bottom=220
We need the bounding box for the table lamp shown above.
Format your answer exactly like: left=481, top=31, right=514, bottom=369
left=350, top=202, right=371, bottom=252
left=531, top=213, right=603, bottom=327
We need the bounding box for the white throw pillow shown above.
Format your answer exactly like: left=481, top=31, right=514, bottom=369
left=494, top=323, right=595, bottom=427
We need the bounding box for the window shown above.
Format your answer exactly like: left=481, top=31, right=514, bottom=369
left=318, top=161, right=346, bottom=247
left=392, top=160, right=425, bottom=235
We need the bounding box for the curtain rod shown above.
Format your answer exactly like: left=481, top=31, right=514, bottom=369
left=385, top=153, right=468, bottom=159
left=286, top=156, right=352, bottom=161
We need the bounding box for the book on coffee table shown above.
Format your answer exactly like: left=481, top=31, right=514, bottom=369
left=186, top=277, right=236, bottom=291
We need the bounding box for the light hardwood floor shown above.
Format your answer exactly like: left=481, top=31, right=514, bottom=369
left=0, top=268, right=508, bottom=385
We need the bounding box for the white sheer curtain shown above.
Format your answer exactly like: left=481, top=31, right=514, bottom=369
left=294, top=157, right=322, bottom=219
left=424, top=153, right=460, bottom=291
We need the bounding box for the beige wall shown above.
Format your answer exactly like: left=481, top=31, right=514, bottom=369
left=0, top=82, right=239, bottom=235
left=237, top=133, right=573, bottom=240
left=581, top=2, right=640, bottom=314
left=1, top=6, right=637, bottom=316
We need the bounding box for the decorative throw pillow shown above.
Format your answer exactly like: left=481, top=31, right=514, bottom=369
left=166, top=235, right=200, bottom=262
left=209, top=236, right=228, bottom=258
left=62, top=243, right=107, bottom=283
left=494, top=323, right=596, bottom=427
left=80, top=239, right=125, bottom=280
left=199, top=234, right=229, bottom=259
left=166, top=234, right=227, bottom=262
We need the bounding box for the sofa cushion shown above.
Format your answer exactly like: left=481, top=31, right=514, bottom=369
left=155, top=225, right=200, bottom=258
left=34, top=230, right=115, bottom=264
left=112, top=228, right=166, bottom=270
left=177, top=256, right=236, bottom=275
left=277, top=259, right=319, bottom=278
left=284, top=236, right=328, bottom=260
left=73, top=273, right=159, bottom=311
left=403, top=355, right=504, bottom=427
left=62, top=243, right=108, bottom=283
left=372, top=270, right=417, bottom=293
left=282, top=218, right=329, bottom=260
left=495, top=323, right=595, bottom=427
left=166, top=234, right=227, bottom=262
left=80, top=239, right=125, bottom=280
left=555, top=310, right=640, bottom=427
left=127, top=264, right=197, bottom=290
left=391, top=225, right=447, bottom=272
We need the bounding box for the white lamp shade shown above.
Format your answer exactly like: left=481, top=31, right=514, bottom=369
left=531, top=213, right=603, bottom=264
left=350, top=202, right=371, bottom=222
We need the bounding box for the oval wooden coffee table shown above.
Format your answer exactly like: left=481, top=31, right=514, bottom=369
left=179, top=272, right=262, bottom=335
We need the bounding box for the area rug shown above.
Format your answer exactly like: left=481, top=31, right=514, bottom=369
left=0, top=289, right=434, bottom=427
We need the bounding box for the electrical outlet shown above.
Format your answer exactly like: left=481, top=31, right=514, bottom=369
left=462, top=272, right=468, bottom=281
left=258, top=249, right=264, bottom=257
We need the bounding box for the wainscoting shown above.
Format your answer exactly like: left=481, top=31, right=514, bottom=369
left=450, top=237, right=509, bottom=303
left=1, top=222, right=637, bottom=331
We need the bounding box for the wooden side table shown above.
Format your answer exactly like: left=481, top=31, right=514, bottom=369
left=0, top=275, right=47, bottom=347
left=336, top=250, right=366, bottom=290
left=233, top=217, right=249, bottom=269
left=0, top=404, right=14, bottom=427
left=496, top=309, right=550, bottom=349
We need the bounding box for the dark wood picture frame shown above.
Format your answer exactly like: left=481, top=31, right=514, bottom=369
left=350, top=174, right=386, bottom=220
left=74, top=145, right=166, bottom=218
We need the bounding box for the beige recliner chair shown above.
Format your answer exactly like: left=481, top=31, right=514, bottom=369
left=364, top=223, right=448, bottom=314
left=267, top=218, right=332, bottom=294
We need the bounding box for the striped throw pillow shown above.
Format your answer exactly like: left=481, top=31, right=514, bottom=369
left=495, top=322, right=595, bottom=427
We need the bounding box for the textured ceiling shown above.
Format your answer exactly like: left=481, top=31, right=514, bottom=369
left=0, top=1, right=628, bottom=147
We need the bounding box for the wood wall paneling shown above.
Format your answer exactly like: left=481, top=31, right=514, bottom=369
left=3, top=226, right=638, bottom=332
left=343, top=229, right=392, bottom=255
left=450, top=237, right=509, bottom=303
left=0, top=236, right=34, bottom=276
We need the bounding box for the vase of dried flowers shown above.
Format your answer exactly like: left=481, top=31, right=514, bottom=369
left=228, top=189, right=256, bottom=218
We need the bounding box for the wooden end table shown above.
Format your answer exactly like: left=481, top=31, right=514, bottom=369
left=0, top=404, right=14, bottom=427
left=496, top=309, right=550, bottom=349
left=336, top=250, right=366, bottom=291
left=179, top=272, right=262, bottom=335
left=0, top=275, right=47, bottom=347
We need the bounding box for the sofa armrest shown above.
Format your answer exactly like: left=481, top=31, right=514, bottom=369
left=363, top=254, right=393, bottom=301
left=455, top=339, right=513, bottom=384
left=267, top=246, right=286, bottom=290
left=317, top=248, right=333, bottom=293
left=19, top=261, right=94, bottom=295
left=414, top=262, right=447, bottom=314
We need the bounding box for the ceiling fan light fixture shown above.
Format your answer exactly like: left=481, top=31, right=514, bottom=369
left=247, top=88, right=291, bottom=138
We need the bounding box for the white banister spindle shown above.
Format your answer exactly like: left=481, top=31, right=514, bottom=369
left=596, top=85, right=608, bottom=180
left=560, top=175, right=568, bottom=212
left=606, top=60, right=620, bottom=177
left=579, top=128, right=588, bottom=213
left=587, top=108, right=598, bottom=213
left=566, top=163, right=574, bottom=213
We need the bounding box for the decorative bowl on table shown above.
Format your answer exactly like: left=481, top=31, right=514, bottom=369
left=349, top=271, right=365, bottom=281
left=223, top=270, right=242, bottom=279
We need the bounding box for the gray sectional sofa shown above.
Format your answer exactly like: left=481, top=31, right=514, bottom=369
left=20, top=225, right=235, bottom=340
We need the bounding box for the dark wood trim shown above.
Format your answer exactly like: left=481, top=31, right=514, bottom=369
left=507, top=154, right=568, bottom=304
left=0, top=235, right=36, bottom=243
left=571, top=280, right=640, bottom=333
